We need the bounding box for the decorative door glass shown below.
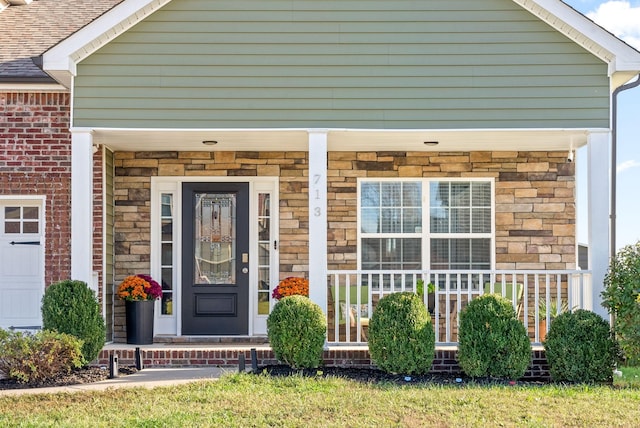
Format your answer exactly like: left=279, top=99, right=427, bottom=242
left=194, top=193, right=236, bottom=285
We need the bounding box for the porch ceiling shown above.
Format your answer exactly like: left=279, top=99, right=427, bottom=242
left=89, top=128, right=596, bottom=152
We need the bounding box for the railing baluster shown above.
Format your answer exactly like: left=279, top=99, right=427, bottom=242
left=325, top=269, right=592, bottom=346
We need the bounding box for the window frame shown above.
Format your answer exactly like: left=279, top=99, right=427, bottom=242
left=357, top=177, right=495, bottom=271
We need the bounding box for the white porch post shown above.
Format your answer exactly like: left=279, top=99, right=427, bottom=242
left=587, top=131, right=611, bottom=318
left=71, top=130, right=94, bottom=285
left=308, top=130, right=328, bottom=314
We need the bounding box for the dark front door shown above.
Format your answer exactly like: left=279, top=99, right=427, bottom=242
left=182, top=182, right=249, bottom=335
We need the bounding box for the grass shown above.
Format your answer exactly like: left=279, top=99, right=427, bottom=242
left=1, top=373, right=640, bottom=427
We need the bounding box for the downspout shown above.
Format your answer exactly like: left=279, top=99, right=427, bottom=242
left=611, top=74, right=640, bottom=258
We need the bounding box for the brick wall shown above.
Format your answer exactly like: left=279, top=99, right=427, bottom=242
left=96, top=346, right=551, bottom=380
left=0, top=92, right=72, bottom=286
left=0, top=91, right=105, bottom=301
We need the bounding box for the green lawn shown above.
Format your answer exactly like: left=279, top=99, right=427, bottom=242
left=1, top=373, right=640, bottom=427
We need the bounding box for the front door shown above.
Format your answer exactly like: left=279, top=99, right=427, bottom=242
left=182, top=183, right=249, bottom=335
left=0, top=200, right=44, bottom=331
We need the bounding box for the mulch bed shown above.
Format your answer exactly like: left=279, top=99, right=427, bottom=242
left=0, top=366, right=137, bottom=390
left=256, top=365, right=550, bottom=387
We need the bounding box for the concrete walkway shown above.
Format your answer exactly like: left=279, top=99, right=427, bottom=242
left=0, top=367, right=228, bottom=397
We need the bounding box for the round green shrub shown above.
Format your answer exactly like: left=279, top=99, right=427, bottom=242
left=458, top=294, right=531, bottom=379
left=267, top=295, right=326, bottom=369
left=41, top=280, right=106, bottom=365
left=544, top=309, right=618, bottom=383
left=368, top=292, right=435, bottom=374
left=602, top=242, right=640, bottom=364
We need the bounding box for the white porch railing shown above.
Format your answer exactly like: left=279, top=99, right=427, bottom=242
left=326, top=270, right=592, bottom=346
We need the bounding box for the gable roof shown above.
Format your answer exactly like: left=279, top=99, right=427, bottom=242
left=1, top=0, right=639, bottom=89
left=0, top=0, right=124, bottom=85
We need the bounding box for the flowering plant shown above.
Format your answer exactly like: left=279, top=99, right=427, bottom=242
left=272, top=277, right=309, bottom=300
left=117, top=274, right=162, bottom=301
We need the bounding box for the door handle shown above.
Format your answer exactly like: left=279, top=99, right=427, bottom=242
left=10, top=241, right=40, bottom=246
left=241, top=267, right=249, bottom=274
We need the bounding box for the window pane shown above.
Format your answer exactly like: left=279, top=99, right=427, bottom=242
left=431, top=182, right=449, bottom=207
left=472, top=182, right=491, bottom=207
left=403, top=208, right=422, bottom=233
left=450, top=208, right=470, bottom=233
left=162, top=243, right=172, bottom=266
left=259, top=243, right=270, bottom=265
left=361, top=208, right=379, bottom=233
left=361, top=182, right=380, bottom=207
left=161, top=268, right=172, bottom=290
left=4, top=222, right=19, bottom=234
left=258, top=218, right=270, bottom=241
left=471, top=239, right=491, bottom=264
left=258, top=292, right=270, bottom=315
left=472, top=208, right=491, bottom=233
left=23, top=207, right=38, bottom=220
left=161, top=194, right=173, bottom=217
left=430, top=207, right=449, bottom=233
left=23, top=221, right=38, bottom=234
left=402, top=182, right=421, bottom=206
left=162, top=220, right=173, bottom=241
left=450, top=239, right=470, bottom=264
left=5, top=207, right=19, bottom=220
left=381, top=208, right=401, bottom=233
left=381, top=182, right=401, bottom=207
left=402, top=239, right=421, bottom=264
left=258, top=268, right=270, bottom=290
left=162, top=292, right=173, bottom=315
left=430, top=239, right=449, bottom=269
left=362, top=239, right=381, bottom=270
left=451, top=182, right=470, bottom=207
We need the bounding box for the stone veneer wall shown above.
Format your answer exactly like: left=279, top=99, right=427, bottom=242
left=113, top=151, right=309, bottom=341
left=326, top=151, right=575, bottom=271
left=113, top=150, right=574, bottom=341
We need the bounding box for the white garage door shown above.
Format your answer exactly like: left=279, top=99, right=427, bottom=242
left=0, top=199, right=45, bottom=331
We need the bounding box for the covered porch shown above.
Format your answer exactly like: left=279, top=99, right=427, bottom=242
left=326, top=269, right=592, bottom=345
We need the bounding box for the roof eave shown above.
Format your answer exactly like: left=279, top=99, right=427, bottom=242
left=42, top=0, right=171, bottom=88
left=513, top=0, right=640, bottom=89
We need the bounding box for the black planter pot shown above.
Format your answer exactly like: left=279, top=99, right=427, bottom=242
left=125, top=300, right=155, bottom=345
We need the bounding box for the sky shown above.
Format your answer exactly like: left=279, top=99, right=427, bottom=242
left=563, top=1, right=640, bottom=250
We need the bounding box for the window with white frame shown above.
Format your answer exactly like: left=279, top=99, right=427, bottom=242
left=359, top=179, right=493, bottom=271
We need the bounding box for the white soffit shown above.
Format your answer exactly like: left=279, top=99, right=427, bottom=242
left=87, top=128, right=594, bottom=152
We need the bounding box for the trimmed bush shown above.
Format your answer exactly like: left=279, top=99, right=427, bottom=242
left=0, top=328, right=83, bottom=384
left=267, top=295, right=326, bottom=369
left=368, top=292, right=435, bottom=374
left=458, top=294, right=531, bottom=379
left=41, top=280, right=106, bottom=365
left=544, top=310, right=619, bottom=383
left=602, top=242, right=640, bottom=364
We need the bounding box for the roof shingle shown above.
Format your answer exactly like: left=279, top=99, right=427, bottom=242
left=0, top=0, right=124, bottom=81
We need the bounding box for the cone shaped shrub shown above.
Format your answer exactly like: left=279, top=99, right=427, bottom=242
left=458, top=294, right=530, bottom=379
left=368, top=292, right=435, bottom=374
left=545, top=309, right=619, bottom=383
left=267, top=295, right=326, bottom=369
left=41, top=280, right=106, bottom=365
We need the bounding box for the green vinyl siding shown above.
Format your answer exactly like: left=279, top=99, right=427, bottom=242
left=73, top=0, right=610, bottom=130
